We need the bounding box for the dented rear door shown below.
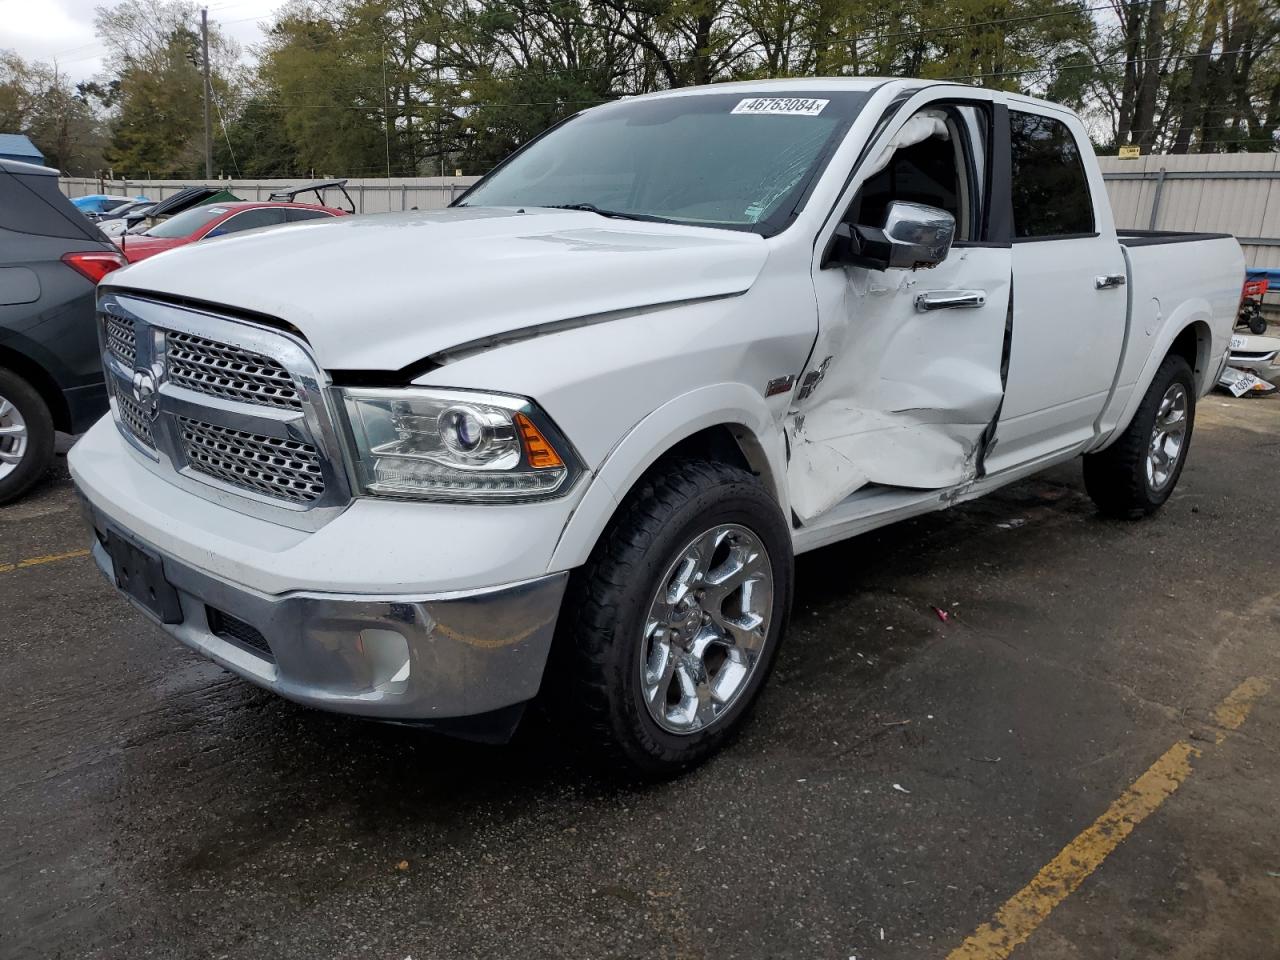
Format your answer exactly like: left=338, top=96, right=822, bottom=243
left=786, top=90, right=1013, bottom=523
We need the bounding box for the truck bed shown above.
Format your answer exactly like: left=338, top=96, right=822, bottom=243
left=1095, top=233, right=1244, bottom=448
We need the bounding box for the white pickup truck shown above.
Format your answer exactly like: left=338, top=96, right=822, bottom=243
left=71, top=79, right=1243, bottom=774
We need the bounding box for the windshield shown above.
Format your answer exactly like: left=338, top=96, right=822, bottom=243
left=458, top=91, right=870, bottom=235
left=141, top=205, right=230, bottom=238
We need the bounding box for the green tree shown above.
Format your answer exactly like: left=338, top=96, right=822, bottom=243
left=256, top=2, right=401, bottom=176
left=94, top=0, right=245, bottom=177
left=0, top=51, right=106, bottom=174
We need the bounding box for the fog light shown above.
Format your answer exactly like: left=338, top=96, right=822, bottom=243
left=359, top=629, right=411, bottom=687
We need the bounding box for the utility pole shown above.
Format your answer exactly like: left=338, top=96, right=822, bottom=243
left=200, top=6, right=213, bottom=179
left=381, top=39, right=392, bottom=178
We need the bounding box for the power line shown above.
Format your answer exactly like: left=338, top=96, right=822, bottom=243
left=235, top=45, right=1274, bottom=114
left=252, top=0, right=1274, bottom=115
left=250, top=0, right=1184, bottom=89
left=31, top=0, right=1200, bottom=84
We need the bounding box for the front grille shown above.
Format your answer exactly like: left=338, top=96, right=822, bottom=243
left=106, top=314, right=137, bottom=366
left=179, top=417, right=325, bottom=503
left=206, top=606, right=274, bottom=660
left=114, top=386, right=155, bottom=449
left=166, top=331, right=302, bottom=410
left=101, top=297, right=346, bottom=523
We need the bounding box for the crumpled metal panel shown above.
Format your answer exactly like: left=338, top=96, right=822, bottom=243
left=786, top=248, right=1011, bottom=522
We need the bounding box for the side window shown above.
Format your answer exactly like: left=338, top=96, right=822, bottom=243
left=1009, top=111, right=1095, bottom=239
left=285, top=208, right=334, bottom=223
left=853, top=103, right=989, bottom=242
left=210, top=208, right=287, bottom=237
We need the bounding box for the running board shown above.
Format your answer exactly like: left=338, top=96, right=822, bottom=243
left=790, top=442, right=1089, bottom=555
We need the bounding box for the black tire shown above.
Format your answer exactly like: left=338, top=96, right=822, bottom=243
left=1248, top=309, right=1268, bottom=335
left=0, top=367, right=56, bottom=505
left=1083, top=353, right=1195, bottom=519
left=550, top=458, right=793, bottom=777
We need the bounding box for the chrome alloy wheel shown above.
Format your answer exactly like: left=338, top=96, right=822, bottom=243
left=639, top=524, right=774, bottom=735
left=0, top=393, right=28, bottom=482
left=1147, top=382, right=1188, bottom=491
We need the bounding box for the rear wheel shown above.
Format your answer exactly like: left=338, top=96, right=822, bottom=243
left=553, top=459, right=793, bottom=777
left=0, top=368, right=55, bottom=505
left=1083, top=353, right=1195, bottom=519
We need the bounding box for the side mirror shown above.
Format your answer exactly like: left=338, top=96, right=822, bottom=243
left=830, top=200, right=956, bottom=271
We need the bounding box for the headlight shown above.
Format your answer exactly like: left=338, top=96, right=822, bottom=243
left=339, top=387, right=581, bottom=502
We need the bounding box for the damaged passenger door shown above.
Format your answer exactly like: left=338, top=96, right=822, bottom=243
left=787, top=91, right=1013, bottom=523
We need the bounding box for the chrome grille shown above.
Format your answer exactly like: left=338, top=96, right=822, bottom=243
left=166, top=331, right=302, bottom=409
left=106, top=314, right=137, bottom=366
left=178, top=417, right=325, bottom=503
left=100, top=294, right=348, bottom=528
left=114, top=386, right=155, bottom=449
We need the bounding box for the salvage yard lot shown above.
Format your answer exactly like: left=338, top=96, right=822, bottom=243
left=3, top=400, right=1278, bottom=960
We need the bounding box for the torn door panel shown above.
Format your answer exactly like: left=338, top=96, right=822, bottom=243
left=789, top=248, right=1011, bottom=524
left=787, top=407, right=986, bottom=520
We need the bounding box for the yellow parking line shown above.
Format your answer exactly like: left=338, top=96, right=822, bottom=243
left=1213, top=676, right=1270, bottom=737
left=946, top=676, right=1271, bottom=960
left=0, top=548, right=91, bottom=574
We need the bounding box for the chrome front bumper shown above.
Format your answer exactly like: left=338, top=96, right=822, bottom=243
left=83, top=502, right=567, bottom=722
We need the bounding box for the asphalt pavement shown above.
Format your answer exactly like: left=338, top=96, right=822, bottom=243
left=2, top=397, right=1278, bottom=960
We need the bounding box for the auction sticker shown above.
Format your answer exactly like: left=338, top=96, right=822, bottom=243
left=732, top=97, right=829, bottom=116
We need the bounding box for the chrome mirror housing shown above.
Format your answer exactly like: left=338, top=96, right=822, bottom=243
left=880, top=201, right=956, bottom=269
left=829, top=200, right=957, bottom=271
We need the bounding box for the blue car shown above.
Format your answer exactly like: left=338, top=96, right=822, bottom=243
left=70, top=194, right=148, bottom=215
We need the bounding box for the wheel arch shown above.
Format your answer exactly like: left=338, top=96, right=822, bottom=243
left=0, top=344, right=69, bottom=432
left=1167, top=317, right=1214, bottom=394
left=1095, top=304, right=1216, bottom=453
left=549, top=382, right=789, bottom=571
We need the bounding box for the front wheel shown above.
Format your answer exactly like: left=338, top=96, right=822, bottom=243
left=1083, top=353, right=1195, bottom=519
left=552, top=458, right=793, bottom=777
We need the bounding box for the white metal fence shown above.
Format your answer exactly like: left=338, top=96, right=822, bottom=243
left=58, top=176, right=481, bottom=213
left=1098, top=154, right=1280, bottom=271
left=61, top=154, right=1280, bottom=269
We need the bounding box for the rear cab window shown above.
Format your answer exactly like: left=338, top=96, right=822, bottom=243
left=1009, top=110, right=1095, bottom=240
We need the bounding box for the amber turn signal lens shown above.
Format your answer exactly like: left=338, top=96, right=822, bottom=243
left=515, top=413, right=564, bottom=469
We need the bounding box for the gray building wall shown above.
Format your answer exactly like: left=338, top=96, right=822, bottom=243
left=1098, top=153, right=1280, bottom=271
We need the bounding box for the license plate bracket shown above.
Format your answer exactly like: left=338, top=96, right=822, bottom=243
left=106, top=528, right=184, bottom=624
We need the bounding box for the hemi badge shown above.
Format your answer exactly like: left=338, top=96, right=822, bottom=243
left=764, top=375, right=796, bottom=398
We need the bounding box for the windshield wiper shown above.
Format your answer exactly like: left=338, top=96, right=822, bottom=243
left=543, top=203, right=679, bottom=225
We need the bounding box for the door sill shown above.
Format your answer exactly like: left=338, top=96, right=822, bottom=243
left=790, top=441, right=1089, bottom=555
left=792, top=484, right=949, bottom=554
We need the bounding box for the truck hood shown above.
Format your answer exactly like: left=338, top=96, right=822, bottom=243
left=104, top=206, right=770, bottom=371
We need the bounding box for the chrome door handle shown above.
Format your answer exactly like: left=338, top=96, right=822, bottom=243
left=914, top=290, right=987, bottom=312
left=1095, top=274, right=1126, bottom=289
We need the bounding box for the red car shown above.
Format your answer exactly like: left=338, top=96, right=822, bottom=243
left=116, top=200, right=349, bottom=263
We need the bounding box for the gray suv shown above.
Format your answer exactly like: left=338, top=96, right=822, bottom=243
left=0, top=159, right=125, bottom=502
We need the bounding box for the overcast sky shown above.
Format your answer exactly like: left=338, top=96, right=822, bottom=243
left=0, top=0, right=288, bottom=83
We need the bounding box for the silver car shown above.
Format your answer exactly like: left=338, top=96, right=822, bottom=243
left=1228, top=333, right=1280, bottom=380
